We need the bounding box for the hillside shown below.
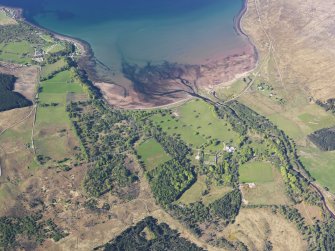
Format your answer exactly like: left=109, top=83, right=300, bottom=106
left=242, top=0, right=335, bottom=101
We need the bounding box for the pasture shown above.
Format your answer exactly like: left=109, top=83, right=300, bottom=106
left=239, top=161, right=274, bottom=184
left=44, top=43, right=66, bottom=54
left=35, top=69, right=85, bottom=163
left=239, top=161, right=290, bottom=205
left=151, top=99, right=240, bottom=151
left=178, top=176, right=207, bottom=205
left=178, top=175, right=233, bottom=206
left=41, top=58, right=68, bottom=80
left=299, top=145, right=335, bottom=193
left=0, top=41, right=34, bottom=64
left=136, top=138, right=171, bottom=171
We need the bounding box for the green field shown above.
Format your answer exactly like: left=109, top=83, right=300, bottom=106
left=0, top=41, right=34, bottom=64
left=44, top=43, right=66, bottom=54
left=41, top=58, right=68, bottom=80
left=178, top=175, right=233, bottom=205
left=239, top=161, right=289, bottom=205
left=239, top=161, right=274, bottom=183
left=240, top=91, right=335, bottom=142
left=40, top=34, right=54, bottom=43
left=0, top=53, right=31, bottom=64
left=299, top=145, right=335, bottom=193
left=37, top=70, right=84, bottom=125
left=202, top=185, right=233, bottom=206
left=42, top=70, right=78, bottom=84
left=241, top=180, right=289, bottom=205
left=216, top=79, right=248, bottom=100
left=40, top=70, right=83, bottom=95
left=35, top=68, right=85, bottom=162
left=268, top=114, right=305, bottom=140
left=136, top=138, right=171, bottom=171
left=178, top=176, right=207, bottom=204
left=151, top=99, right=240, bottom=151
left=41, top=82, right=83, bottom=94
left=3, top=41, right=34, bottom=54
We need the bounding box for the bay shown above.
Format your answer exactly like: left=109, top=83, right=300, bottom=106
left=0, top=0, right=247, bottom=71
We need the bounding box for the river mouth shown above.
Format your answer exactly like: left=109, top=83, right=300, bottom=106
left=0, top=0, right=256, bottom=107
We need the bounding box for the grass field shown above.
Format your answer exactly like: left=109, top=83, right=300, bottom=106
left=215, top=79, right=248, bottom=100
left=239, top=161, right=274, bottom=183
left=202, top=185, right=233, bottom=206
left=0, top=52, right=31, bottom=64
left=44, top=43, right=66, bottom=54
left=136, top=138, right=171, bottom=171
left=41, top=58, right=68, bottom=80
left=40, top=34, right=54, bottom=43
left=239, top=160, right=289, bottom=205
left=151, top=99, right=240, bottom=151
left=241, top=181, right=289, bottom=205
left=35, top=68, right=85, bottom=162
left=299, top=145, right=335, bottom=193
left=40, top=70, right=83, bottom=95
left=240, top=92, right=335, bottom=142
left=42, top=70, right=78, bottom=83
left=0, top=41, right=34, bottom=64
left=3, top=41, right=34, bottom=54
left=178, top=175, right=233, bottom=205
left=178, top=176, right=207, bottom=204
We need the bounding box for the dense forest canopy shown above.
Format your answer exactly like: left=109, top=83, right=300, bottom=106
left=308, top=127, right=335, bottom=151
left=0, top=73, right=32, bottom=112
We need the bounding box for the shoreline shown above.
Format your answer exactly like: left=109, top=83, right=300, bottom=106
left=1, top=1, right=259, bottom=109
left=0, top=5, right=94, bottom=63
left=234, top=0, right=259, bottom=69
left=234, top=0, right=249, bottom=37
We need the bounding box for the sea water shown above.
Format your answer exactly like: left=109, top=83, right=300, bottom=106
left=1, top=0, right=247, bottom=74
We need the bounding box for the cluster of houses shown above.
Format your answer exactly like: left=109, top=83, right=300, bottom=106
left=32, top=48, right=44, bottom=63
left=194, top=142, right=236, bottom=163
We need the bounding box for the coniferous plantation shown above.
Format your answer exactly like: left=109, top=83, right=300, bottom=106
left=308, top=127, right=335, bottom=151
left=0, top=73, right=32, bottom=111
